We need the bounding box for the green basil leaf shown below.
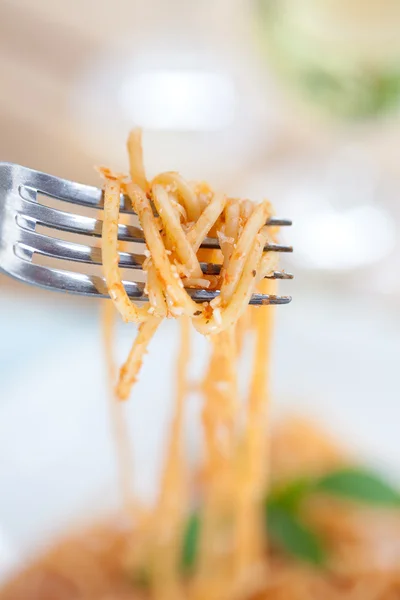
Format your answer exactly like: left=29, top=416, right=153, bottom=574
left=267, top=503, right=326, bottom=566
left=269, top=477, right=312, bottom=511
left=181, top=513, right=200, bottom=572
left=314, top=468, right=400, bottom=506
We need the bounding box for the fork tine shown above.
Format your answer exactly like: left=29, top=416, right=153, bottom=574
left=17, top=197, right=145, bottom=242
left=5, top=260, right=291, bottom=305
left=184, top=290, right=292, bottom=305
left=198, top=263, right=293, bottom=279
left=14, top=228, right=293, bottom=280
left=14, top=228, right=146, bottom=269
left=199, top=239, right=293, bottom=252
left=17, top=165, right=104, bottom=208
left=266, top=217, right=292, bottom=226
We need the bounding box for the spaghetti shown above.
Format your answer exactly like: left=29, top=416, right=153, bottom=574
left=100, top=129, right=277, bottom=404
left=1, top=130, right=290, bottom=600
left=1, top=133, right=400, bottom=599
left=99, top=130, right=279, bottom=599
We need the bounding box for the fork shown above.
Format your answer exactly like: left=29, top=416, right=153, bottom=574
left=0, top=163, right=293, bottom=305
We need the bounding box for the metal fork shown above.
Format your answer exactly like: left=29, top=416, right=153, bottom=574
left=0, top=163, right=293, bottom=305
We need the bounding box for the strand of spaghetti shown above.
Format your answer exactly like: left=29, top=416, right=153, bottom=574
left=247, top=277, right=277, bottom=493
left=235, top=311, right=249, bottom=357
left=146, top=261, right=168, bottom=317
left=156, top=198, right=192, bottom=279
left=127, top=129, right=148, bottom=192
left=116, top=316, right=162, bottom=400
left=197, top=200, right=244, bottom=599
left=240, top=200, right=254, bottom=226
left=215, top=197, right=240, bottom=314
left=101, top=301, right=135, bottom=510
left=259, top=248, right=279, bottom=278
left=232, top=278, right=277, bottom=589
left=125, top=183, right=200, bottom=315
left=152, top=184, right=203, bottom=278
left=193, top=230, right=268, bottom=335
left=186, top=193, right=228, bottom=252
left=221, top=199, right=240, bottom=268
left=126, top=129, right=199, bottom=320
left=152, top=317, right=190, bottom=600
left=167, top=193, right=187, bottom=222
left=182, top=277, right=211, bottom=289
left=193, top=327, right=239, bottom=600
left=219, top=202, right=271, bottom=305
left=102, top=178, right=149, bottom=322
left=210, top=328, right=238, bottom=453
left=263, top=200, right=279, bottom=242
left=151, top=172, right=201, bottom=221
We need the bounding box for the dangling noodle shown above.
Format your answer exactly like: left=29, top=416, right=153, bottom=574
left=232, top=278, right=277, bottom=595
left=193, top=326, right=240, bottom=600
left=101, top=300, right=135, bottom=510
left=151, top=317, right=191, bottom=600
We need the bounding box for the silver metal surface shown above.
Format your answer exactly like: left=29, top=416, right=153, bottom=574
left=0, top=163, right=292, bottom=304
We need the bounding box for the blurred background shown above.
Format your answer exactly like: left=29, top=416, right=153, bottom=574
left=1, top=0, right=400, bottom=577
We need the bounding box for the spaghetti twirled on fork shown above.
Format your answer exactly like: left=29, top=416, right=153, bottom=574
left=99, top=130, right=279, bottom=599
left=101, top=129, right=278, bottom=401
